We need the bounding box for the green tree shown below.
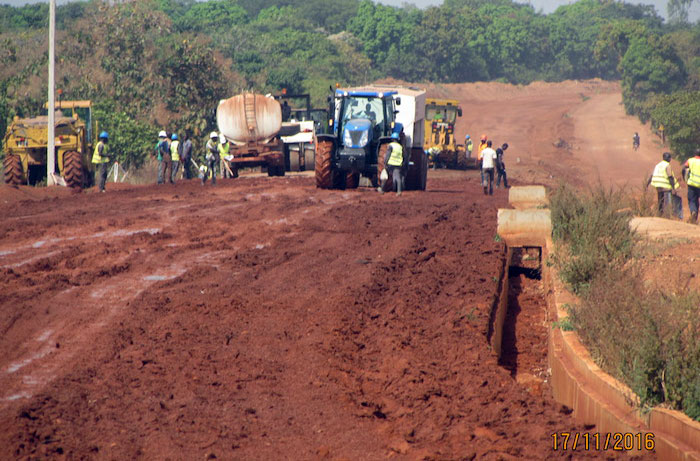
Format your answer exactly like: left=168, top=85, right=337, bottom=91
left=620, top=34, right=686, bottom=120
left=175, top=1, right=248, bottom=32
left=650, top=91, right=700, bottom=158
left=347, top=1, right=414, bottom=70
left=92, top=101, right=157, bottom=170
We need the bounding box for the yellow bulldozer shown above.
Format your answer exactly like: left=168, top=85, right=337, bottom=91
left=423, top=98, right=464, bottom=169
left=3, top=100, right=95, bottom=188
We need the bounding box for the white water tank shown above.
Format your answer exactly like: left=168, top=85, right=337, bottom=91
left=217, top=94, right=282, bottom=145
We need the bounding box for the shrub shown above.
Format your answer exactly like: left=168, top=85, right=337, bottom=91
left=550, top=183, right=636, bottom=295
left=553, top=182, right=700, bottom=420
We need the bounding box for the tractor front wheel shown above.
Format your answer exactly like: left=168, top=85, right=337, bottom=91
left=345, top=171, right=359, bottom=189
left=3, top=154, right=23, bottom=186
left=377, top=143, right=392, bottom=192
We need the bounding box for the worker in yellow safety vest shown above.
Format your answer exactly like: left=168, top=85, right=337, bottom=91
left=218, top=133, right=231, bottom=178
left=378, top=132, right=405, bottom=196
left=170, top=133, right=181, bottom=183
left=682, top=148, right=700, bottom=224
left=647, top=152, right=679, bottom=218
left=91, top=131, right=110, bottom=193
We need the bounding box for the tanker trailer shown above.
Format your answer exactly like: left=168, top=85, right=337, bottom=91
left=217, top=93, right=286, bottom=176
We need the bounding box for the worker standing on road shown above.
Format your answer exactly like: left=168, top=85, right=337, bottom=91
left=478, top=134, right=488, bottom=185
left=218, top=133, right=231, bottom=179
left=495, top=143, right=509, bottom=188
left=170, top=133, right=181, bottom=183
left=202, top=131, right=219, bottom=186
left=181, top=132, right=193, bottom=180
left=157, top=131, right=173, bottom=184
left=682, top=148, right=700, bottom=224
left=378, top=132, right=405, bottom=196
left=647, top=152, right=678, bottom=218
left=481, top=140, right=497, bottom=195
left=633, top=132, right=640, bottom=151
left=92, top=131, right=110, bottom=193
left=465, top=134, right=473, bottom=160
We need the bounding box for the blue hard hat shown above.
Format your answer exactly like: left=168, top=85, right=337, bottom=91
left=391, top=132, right=400, bottom=140
left=99, top=131, right=109, bottom=139
left=465, top=134, right=470, bottom=139
left=171, top=133, right=178, bottom=140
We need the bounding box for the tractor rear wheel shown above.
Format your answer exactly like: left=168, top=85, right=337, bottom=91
left=3, top=154, right=23, bottom=186
left=377, top=142, right=392, bottom=192
left=63, top=150, right=84, bottom=188
left=345, top=171, right=359, bottom=189
left=315, top=139, right=333, bottom=189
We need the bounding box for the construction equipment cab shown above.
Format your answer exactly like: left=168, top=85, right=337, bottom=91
left=424, top=98, right=463, bottom=168
left=315, top=86, right=427, bottom=190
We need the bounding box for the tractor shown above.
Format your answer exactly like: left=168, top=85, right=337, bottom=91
left=3, top=100, right=95, bottom=188
left=315, top=86, right=427, bottom=190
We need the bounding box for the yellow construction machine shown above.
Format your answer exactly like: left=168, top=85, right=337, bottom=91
left=3, top=100, right=95, bottom=188
left=423, top=98, right=464, bottom=169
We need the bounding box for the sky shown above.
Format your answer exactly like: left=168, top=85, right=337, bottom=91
left=1, top=0, right=698, bottom=22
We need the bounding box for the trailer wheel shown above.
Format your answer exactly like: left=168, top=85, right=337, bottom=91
left=345, top=171, right=359, bottom=189
left=377, top=142, right=392, bottom=192
left=289, top=147, right=300, bottom=172
left=303, top=147, right=314, bottom=172
left=315, top=139, right=333, bottom=189
left=3, top=154, right=23, bottom=186
left=63, top=150, right=84, bottom=188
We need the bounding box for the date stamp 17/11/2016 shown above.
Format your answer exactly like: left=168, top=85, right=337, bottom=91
left=551, top=432, right=655, bottom=451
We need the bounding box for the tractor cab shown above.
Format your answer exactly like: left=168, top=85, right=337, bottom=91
left=332, top=89, right=400, bottom=173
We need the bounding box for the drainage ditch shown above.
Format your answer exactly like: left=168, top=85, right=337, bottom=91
left=494, top=247, right=549, bottom=396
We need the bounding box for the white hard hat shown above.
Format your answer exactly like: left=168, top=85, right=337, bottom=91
left=219, top=133, right=226, bottom=142
left=209, top=131, right=218, bottom=139
left=158, top=130, right=167, bottom=138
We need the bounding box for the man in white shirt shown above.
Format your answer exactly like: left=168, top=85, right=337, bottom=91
left=480, top=140, right=497, bottom=195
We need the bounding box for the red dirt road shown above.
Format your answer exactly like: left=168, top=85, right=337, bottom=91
left=0, top=79, right=660, bottom=460
left=0, top=173, right=645, bottom=460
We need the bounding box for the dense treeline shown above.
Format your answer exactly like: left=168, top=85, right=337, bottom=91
left=0, top=0, right=698, bottom=167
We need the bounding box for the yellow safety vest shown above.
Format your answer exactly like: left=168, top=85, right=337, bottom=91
left=687, top=157, right=700, bottom=188
left=218, top=142, right=230, bottom=157
left=651, top=161, right=672, bottom=190
left=387, top=142, right=403, bottom=166
left=466, top=140, right=473, bottom=152
left=170, top=140, right=180, bottom=162
left=91, top=141, right=109, bottom=164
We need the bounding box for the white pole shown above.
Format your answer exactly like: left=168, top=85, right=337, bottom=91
left=47, top=0, right=56, bottom=186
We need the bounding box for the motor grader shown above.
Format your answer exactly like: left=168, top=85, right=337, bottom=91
left=3, top=100, right=95, bottom=188
left=423, top=98, right=464, bottom=169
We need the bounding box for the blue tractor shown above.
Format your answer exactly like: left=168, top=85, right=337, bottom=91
left=315, top=88, right=427, bottom=190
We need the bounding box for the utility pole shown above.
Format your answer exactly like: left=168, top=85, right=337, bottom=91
left=47, top=0, right=56, bottom=186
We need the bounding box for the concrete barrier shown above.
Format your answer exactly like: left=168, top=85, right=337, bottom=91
left=508, top=185, right=548, bottom=209
left=497, top=208, right=551, bottom=247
